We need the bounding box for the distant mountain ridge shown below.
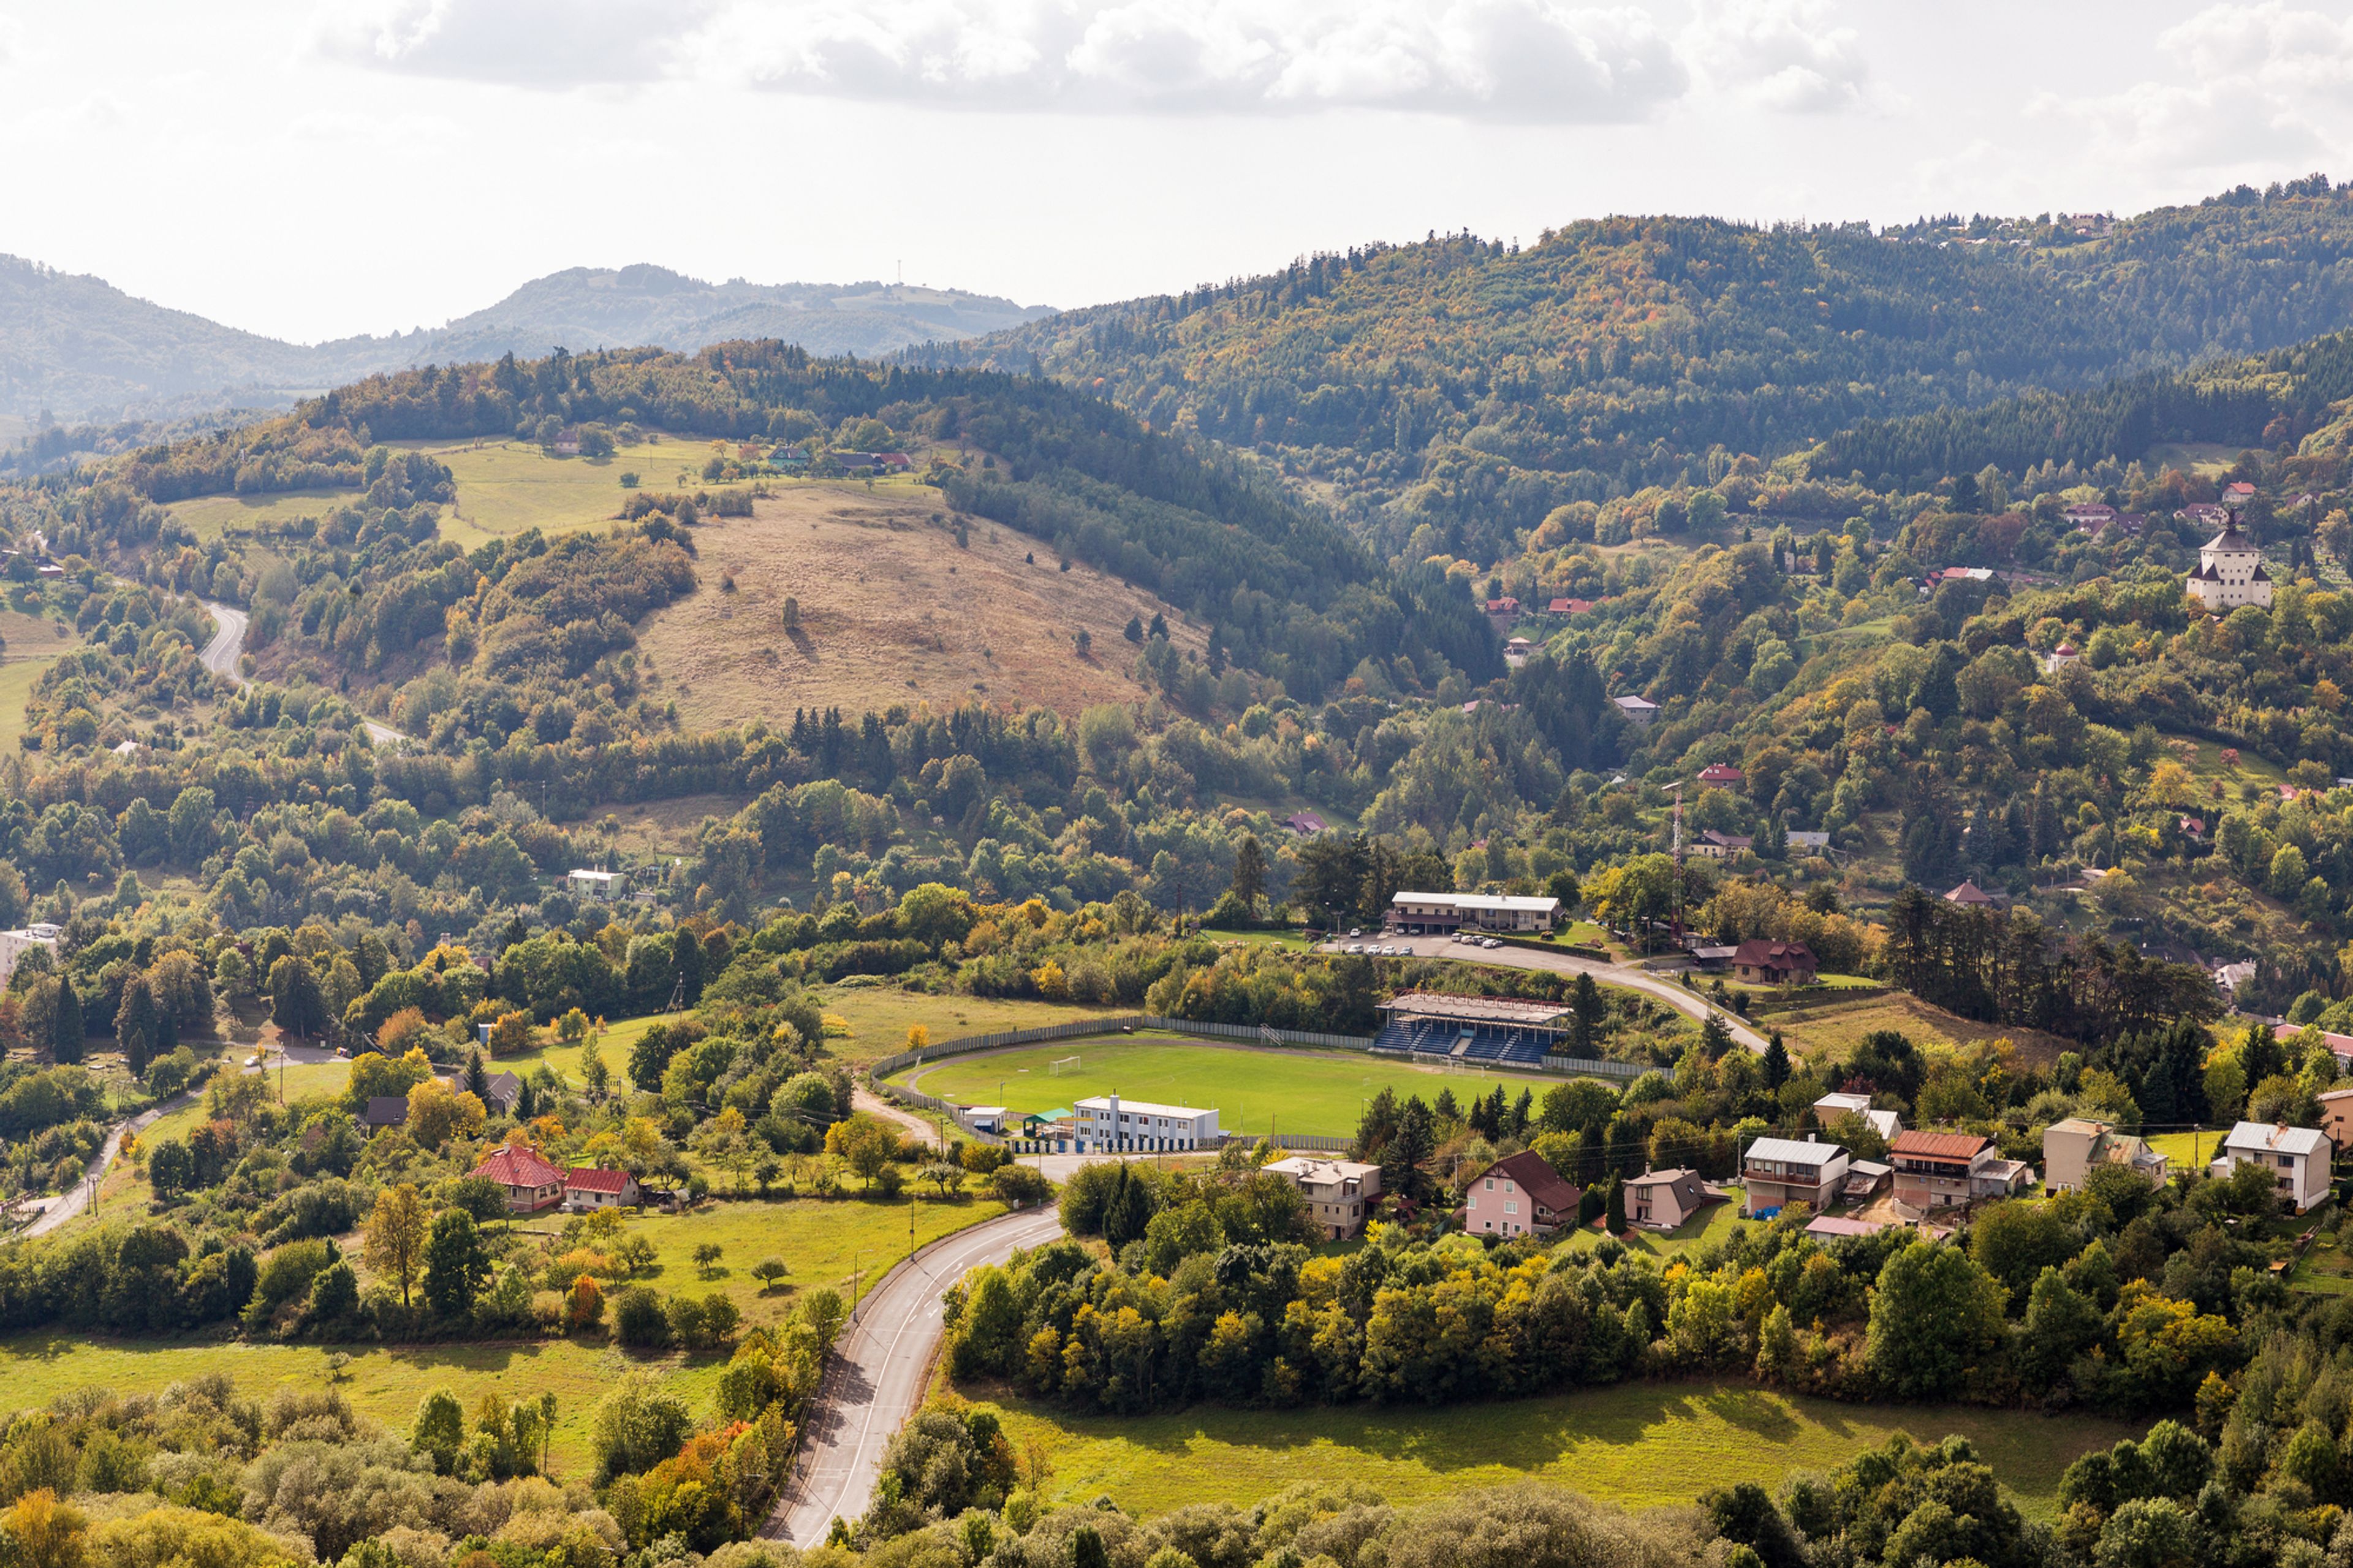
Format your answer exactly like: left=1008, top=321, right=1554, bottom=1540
left=0, top=257, right=1050, bottom=419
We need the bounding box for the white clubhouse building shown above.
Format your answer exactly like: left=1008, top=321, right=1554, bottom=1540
left=1074, top=1093, right=1219, bottom=1151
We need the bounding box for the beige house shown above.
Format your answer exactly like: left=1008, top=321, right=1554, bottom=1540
left=1265, top=1156, right=1382, bottom=1240
left=1741, top=1135, right=1850, bottom=1217
left=2042, top=1117, right=2167, bottom=1193
left=1624, top=1168, right=1708, bottom=1230
left=2321, top=1088, right=2353, bottom=1152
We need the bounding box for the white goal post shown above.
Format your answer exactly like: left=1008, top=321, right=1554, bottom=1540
left=1047, top=1055, right=1082, bottom=1076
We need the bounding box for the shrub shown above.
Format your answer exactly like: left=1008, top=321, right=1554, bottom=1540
left=612, top=1286, right=669, bottom=1347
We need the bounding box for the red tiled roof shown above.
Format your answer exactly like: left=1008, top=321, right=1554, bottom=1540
left=566, top=1167, right=634, bottom=1194
left=1697, top=763, right=1744, bottom=784
left=1890, top=1130, right=1991, bottom=1160
left=472, top=1145, right=564, bottom=1187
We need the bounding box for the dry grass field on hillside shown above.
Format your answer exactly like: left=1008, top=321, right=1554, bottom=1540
left=637, top=483, right=1204, bottom=722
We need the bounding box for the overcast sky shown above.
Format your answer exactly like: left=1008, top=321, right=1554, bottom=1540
left=4, top=0, right=2350, bottom=343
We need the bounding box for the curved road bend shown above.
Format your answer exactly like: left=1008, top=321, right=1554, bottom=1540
left=1359, top=934, right=1770, bottom=1055
left=765, top=1205, right=1066, bottom=1544
left=199, top=600, right=406, bottom=748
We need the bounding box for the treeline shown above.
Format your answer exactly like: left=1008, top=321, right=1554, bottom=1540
left=1881, top=886, right=2222, bottom=1043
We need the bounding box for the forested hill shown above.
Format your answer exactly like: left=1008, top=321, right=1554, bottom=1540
left=0, top=257, right=1047, bottom=422
left=922, top=177, right=2353, bottom=562
left=67, top=341, right=1498, bottom=701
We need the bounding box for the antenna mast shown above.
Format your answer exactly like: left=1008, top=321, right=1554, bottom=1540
left=1669, top=780, right=1687, bottom=946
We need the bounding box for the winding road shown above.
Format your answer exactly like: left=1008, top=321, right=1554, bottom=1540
left=763, top=1205, right=1066, bottom=1544
left=200, top=600, right=407, bottom=748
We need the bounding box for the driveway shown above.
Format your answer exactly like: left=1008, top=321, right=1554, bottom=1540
left=18, top=1039, right=334, bottom=1238
left=1332, top=935, right=1769, bottom=1055
left=762, top=1204, right=1066, bottom=1543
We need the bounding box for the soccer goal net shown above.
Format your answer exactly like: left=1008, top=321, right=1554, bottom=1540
left=1047, top=1056, right=1082, bottom=1077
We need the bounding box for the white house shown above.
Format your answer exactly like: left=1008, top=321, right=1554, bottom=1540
left=1074, top=1093, right=1218, bottom=1151
left=567, top=869, right=627, bottom=900
left=1265, top=1156, right=1382, bottom=1239
left=0, top=923, right=61, bottom=987
left=2212, top=1121, right=2332, bottom=1212
left=562, top=1167, right=642, bottom=1211
left=1612, top=694, right=1659, bottom=727
left=1812, top=1091, right=1901, bottom=1143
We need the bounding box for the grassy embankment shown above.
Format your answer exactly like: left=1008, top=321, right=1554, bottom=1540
left=954, top=1379, right=2144, bottom=1523
left=0, top=1193, right=1001, bottom=1469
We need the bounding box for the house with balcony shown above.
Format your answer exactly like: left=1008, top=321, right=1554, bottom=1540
left=1266, top=1156, right=1382, bottom=1240
left=1624, top=1168, right=1708, bottom=1230
left=1890, top=1130, right=2003, bottom=1210
left=1741, top=1135, right=1851, bottom=1217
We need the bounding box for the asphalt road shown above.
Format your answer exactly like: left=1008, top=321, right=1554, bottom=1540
left=763, top=1204, right=1066, bottom=1543
left=199, top=600, right=406, bottom=748
left=17, top=1040, right=338, bottom=1237
left=1334, top=934, right=1770, bottom=1055
left=197, top=600, right=246, bottom=680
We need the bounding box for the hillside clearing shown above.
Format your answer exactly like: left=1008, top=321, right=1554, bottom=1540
left=1771, top=991, right=2076, bottom=1067
left=957, top=1380, right=2143, bottom=1522
left=635, top=484, right=1205, bottom=722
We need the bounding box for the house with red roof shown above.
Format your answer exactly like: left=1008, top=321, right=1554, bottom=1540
left=471, top=1144, right=567, bottom=1213
left=1696, top=763, right=1744, bottom=787
left=563, top=1167, right=643, bottom=1213
left=1730, top=939, right=1816, bottom=985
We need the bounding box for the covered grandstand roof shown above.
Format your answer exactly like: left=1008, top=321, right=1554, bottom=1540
left=1377, top=991, right=1570, bottom=1026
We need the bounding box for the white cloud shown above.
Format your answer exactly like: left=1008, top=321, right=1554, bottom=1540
left=319, top=0, right=1692, bottom=123
left=2036, top=3, right=2353, bottom=175
left=318, top=0, right=714, bottom=86
left=1681, top=0, right=1871, bottom=115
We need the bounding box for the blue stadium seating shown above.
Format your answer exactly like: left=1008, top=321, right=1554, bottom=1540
left=1373, top=1018, right=1555, bottom=1065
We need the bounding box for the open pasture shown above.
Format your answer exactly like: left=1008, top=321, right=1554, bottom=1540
left=634, top=483, right=1203, bottom=723
left=961, top=1378, right=2144, bottom=1522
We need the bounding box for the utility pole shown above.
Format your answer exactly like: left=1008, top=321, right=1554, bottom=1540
left=1669, top=779, right=1687, bottom=948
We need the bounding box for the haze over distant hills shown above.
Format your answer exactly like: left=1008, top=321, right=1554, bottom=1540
left=0, top=257, right=1050, bottom=420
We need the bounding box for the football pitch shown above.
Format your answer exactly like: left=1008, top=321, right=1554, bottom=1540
left=886, top=1033, right=1565, bottom=1138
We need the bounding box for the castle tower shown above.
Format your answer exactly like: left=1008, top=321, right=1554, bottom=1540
left=2187, top=507, right=2273, bottom=611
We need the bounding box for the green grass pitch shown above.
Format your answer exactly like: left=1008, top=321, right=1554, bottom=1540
left=887, top=1034, right=1570, bottom=1138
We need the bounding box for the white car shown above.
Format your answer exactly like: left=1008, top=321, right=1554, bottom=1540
left=1345, top=943, right=1363, bottom=954
left=1481, top=937, right=1502, bottom=949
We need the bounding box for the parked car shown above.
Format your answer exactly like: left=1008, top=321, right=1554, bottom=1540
left=1480, top=937, right=1501, bottom=949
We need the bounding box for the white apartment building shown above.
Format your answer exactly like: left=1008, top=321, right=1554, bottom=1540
left=0, top=923, right=61, bottom=986
left=1073, top=1093, right=1218, bottom=1151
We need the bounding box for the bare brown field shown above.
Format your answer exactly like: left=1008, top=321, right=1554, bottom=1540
left=636, top=483, right=1204, bottom=722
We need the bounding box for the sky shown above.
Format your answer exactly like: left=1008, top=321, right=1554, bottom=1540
left=3, top=0, right=2352, bottom=344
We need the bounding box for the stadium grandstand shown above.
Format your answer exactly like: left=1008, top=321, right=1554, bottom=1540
left=1373, top=992, right=1570, bottom=1067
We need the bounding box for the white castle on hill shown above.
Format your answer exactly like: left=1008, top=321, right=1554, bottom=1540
left=2187, top=507, right=2273, bottom=611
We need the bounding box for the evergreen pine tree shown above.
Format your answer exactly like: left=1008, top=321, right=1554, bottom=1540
left=1604, top=1175, right=1626, bottom=1236
left=51, top=978, right=83, bottom=1064
left=1762, top=1032, right=1790, bottom=1091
